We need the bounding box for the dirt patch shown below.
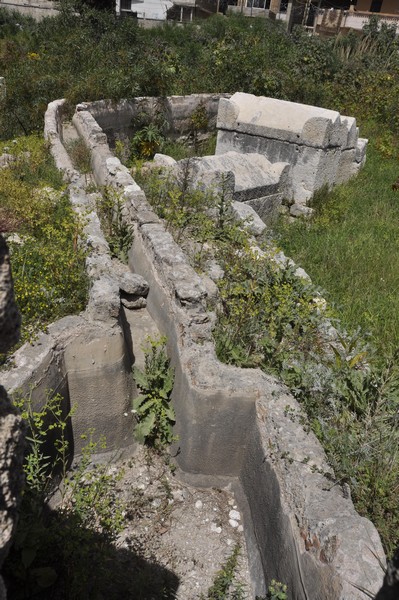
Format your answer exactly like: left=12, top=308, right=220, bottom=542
left=113, top=445, right=253, bottom=599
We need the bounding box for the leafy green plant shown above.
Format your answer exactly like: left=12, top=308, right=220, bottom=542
left=4, top=391, right=126, bottom=599
left=214, top=240, right=399, bottom=555
left=131, top=123, right=165, bottom=160
left=132, top=336, right=176, bottom=447
left=0, top=136, right=88, bottom=360
left=95, top=186, right=134, bottom=263
left=65, top=137, right=91, bottom=174
left=203, top=544, right=245, bottom=600
left=139, top=162, right=246, bottom=267
left=265, top=580, right=287, bottom=600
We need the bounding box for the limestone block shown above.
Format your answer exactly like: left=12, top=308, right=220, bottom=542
left=153, top=153, right=177, bottom=167
left=179, top=160, right=235, bottom=202
left=64, top=325, right=134, bottom=453
left=246, top=195, right=284, bottom=224
left=335, top=148, right=358, bottom=185
left=0, top=387, right=24, bottom=593
left=111, top=259, right=149, bottom=297
left=217, top=93, right=341, bottom=148
left=290, top=203, right=314, bottom=218
left=181, top=152, right=289, bottom=205
left=356, top=138, right=368, bottom=166
left=0, top=235, right=24, bottom=599
left=121, top=295, right=147, bottom=309
left=340, top=116, right=358, bottom=149
left=87, top=276, right=120, bottom=322
left=232, top=201, right=266, bottom=236
left=85, top=254, right=113, bottom=281
left=215, top=94, right=366, bottom=204
left=84, top=211, right=111, bottom=255
left=292, top=146, right=339, bottom=203
left=72, top=111, right=107, bottom=148
left=141, top=223, right=207, bottom=310
left=302, top=115, right=341, bottom=148
left=216, top=97, right=240, bottom=131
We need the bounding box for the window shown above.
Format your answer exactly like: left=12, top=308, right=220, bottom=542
left=120, top=0, right=132, bottom=10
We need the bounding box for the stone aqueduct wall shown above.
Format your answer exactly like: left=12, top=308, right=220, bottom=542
left=1, top=94, right=384, bottom=599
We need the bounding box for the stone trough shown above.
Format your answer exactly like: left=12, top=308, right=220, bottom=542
left=0, top=94, right=383, bottom=600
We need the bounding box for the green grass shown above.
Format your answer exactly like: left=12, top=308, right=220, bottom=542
left=276, top=140, right=399, bottom=353
left=0, top=135, right=88, bottom=356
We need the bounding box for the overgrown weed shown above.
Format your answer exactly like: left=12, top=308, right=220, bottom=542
left=4, top=391, right=126, bottom=599
left=142, top=163, right=399, bottom=555
left=95, top=186, right=134, bottom=263
left=132, top=335, right=176, bottom=448
left=0, top=136, right=88, bottom=360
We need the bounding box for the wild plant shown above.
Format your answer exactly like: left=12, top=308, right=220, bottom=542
left=0, top=135, right=88, bottom=358
left=130, top=104, right=168, bottom=160
left=214, top=240, right=399, bottom=555
left=131, top=123, right=165, bottom=160
left=203, top=544, right=246, bottom=600
left=95, top=186, right=134, bottom=263
left=132, top=335, right=176, bottom=447
left=4, top=391, right=126, bottom=599
left=265, top=580, right=287, bottom=600
left=65, top=137, right=91, bottom=174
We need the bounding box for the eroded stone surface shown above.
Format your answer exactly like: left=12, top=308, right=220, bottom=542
left=0, top=235, right=24, bottom=600
left=68, top=95, right=383, bottom=598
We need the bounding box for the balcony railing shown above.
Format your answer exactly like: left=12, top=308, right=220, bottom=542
left=316, top=8, right=399, bottom=34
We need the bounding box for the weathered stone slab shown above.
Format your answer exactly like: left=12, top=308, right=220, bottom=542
left=340, top=115, right=358, bottom=150
left=0, top=235, right=24, bottom=600
left=217, top=93, right=342, bottom=148
left=178, top=151, right=289, bottom=205
left=356, top=138, right=368, bottom=165
left=335, top=148, right=358, bottom=185
left=64, top=95, right=383, bottom=599
left=246, top=194, right=283, bottom=224
left=64, top=324, right=134, bottom=453
left=290, top=203, right=314, bottom=218
left=232, top=201, right=267, bottom=236
left=153, top=153, right=177, bottom=167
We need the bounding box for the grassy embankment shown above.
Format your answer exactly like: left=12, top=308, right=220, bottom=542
left=277, top=132, right=399, bottom=354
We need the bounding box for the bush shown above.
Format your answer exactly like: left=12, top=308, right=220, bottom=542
left=4, top=391, right=125, bottom=599
left=0, top=136, right=88, bottom=354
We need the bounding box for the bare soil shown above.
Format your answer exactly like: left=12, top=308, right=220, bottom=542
left=113, top=445, right=253, bottom=599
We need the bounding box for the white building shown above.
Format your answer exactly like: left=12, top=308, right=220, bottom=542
left=115, top=0, right=173, bottom=22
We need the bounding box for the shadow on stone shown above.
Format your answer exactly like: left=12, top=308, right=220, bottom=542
left=3, top=507, right=180, bottom=600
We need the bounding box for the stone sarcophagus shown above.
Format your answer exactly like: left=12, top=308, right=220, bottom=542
left=216, top=92, right=367, bottom=204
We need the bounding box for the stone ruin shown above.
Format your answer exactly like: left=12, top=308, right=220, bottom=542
left=90, top=92, right=367, bottom=221
left=215, top=92, right=367, bottom=207
left=1, top=92, right=390, bottom=599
